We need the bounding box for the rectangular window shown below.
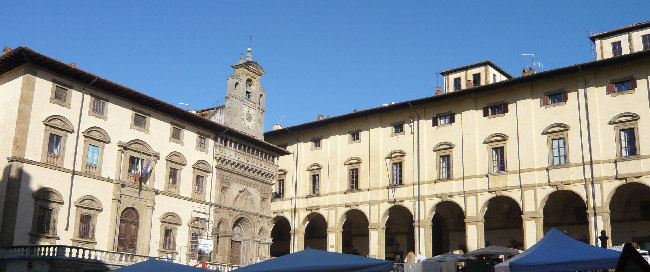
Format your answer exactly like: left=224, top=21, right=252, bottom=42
left=472, top=73, right=481, bottom=87
left=453, top=77, right=461, bottom=91
left=133, top=113, right=147, bottom=129
left=440, top=155, right=451, bottom=179
left=549, top=93, right=563, bottom=104
left=313, top=139, right=321, bottom=148
left=78, top=213, right=94, bottom=239
left=551, top=138, right=567, bottom=165
left=195, top=175, right=204, bottom=193
left=541, top=91, right=568, bottom=106
left=620, top=128, right=637, bottom=157
left=492, top=146, right=505, bottom=172
left=47, top=133, right=62, bottom=155
left=350, top=131, right=360, bottom=142
left=607, top=78, right=637, bottom=94
left=54, top=85, right=68, bottom=102
left=615, top=81, right=631, bottom=92
left=349, top=168, right=359, bottom=190
left=128, top=156, right=144, bottom=175
left=37, top=207, right=53, bottom=235
left=163, top=227, right=175, bottom=250
left=311, top=174, right=320, bottom=195
left=643, top=34, right=650, bottom=51
left=86, top=144, right=99, bottom=166
left=168, top=168, right=179, bottom=185
left=612, top=41, right=622, bottom=57
left=171, top=126, right=182, bottom=140
left=490, top=104, right=504, bottom=115
left=197, top=136, right=207, bottom=150
left=483, top=103, right=508, bottom=117
left=392, top=162, right=403, bottom=185
left=277, top=179, right=285, bottom=198
left=91, top=98, right=106, bottom=115
left=393, top=124, right=404, bottom=134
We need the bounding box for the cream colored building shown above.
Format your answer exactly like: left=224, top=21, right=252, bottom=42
left=266, top=21, right=650, bottom=261
left=0, top=46, right=288, bottom=271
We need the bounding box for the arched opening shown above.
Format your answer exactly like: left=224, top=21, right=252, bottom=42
left=230, top=217, right=252, bottom=265
left=484, top=196, right=523, bottom=249
left=304, top=213, right=327, bottom=250
left=543, top=191, right=589, bottom=243
left=270, top=216, right=291, bottom=257
left=117, top=207, right=139, bottom=254
left=431, top=201, right=466, bottom=255
left=245, top=79, right=252, bottom=100
left=342, top=209, right=369, bottom=256
left=385, top=205, right=414, bottom=261
left=610, top=183, right=650, bottom=250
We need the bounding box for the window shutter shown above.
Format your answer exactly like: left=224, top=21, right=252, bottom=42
left=432, top=117, right=438, bottom=127
left=561, top=92, right=568, bottom=102
left=450, top=113, right=456, bottom=123
left=541, top=96, right=549, bottom=106
left=503, top=103, right=509, bottom=113
left=606, top=83, right=615, bottom=94
left=483, top=107, right=489, bottom=117
left=630, top=78, right=637, bottom=90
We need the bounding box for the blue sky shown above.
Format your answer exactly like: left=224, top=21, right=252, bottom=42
left=1, top=1, right=649, bottom=131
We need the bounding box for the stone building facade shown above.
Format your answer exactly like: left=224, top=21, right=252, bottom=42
left=0, top=46, right=288, bottom=270
left=265, top=21, right=650, bottom=261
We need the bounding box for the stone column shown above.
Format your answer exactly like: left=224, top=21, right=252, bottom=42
left=292, top=230, right=305, bottom=252
left=415, top=219, right=427, bottom=257
left=522, top=212, right=542, bottom=249
left=587, top=207, right=611, bottom=247
left=423, top=220, right=432, bottom=258
left=329, top=227, right=342, bottom=252
left=465, top=217, right=484, bottom=251
left=368, top=224, right=383, bottom=259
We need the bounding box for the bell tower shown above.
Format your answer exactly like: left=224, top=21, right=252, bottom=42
left=224, top=48, right=266, bottom=139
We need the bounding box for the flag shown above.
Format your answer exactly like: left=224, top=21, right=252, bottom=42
left=141, top=156, right=152, bottom=181
left=136, top=158, right=142, bottom=184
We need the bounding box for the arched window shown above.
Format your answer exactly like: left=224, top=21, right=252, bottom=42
left=245, top=79, right=253, bottom=100
left=72, top=195, right=103, bottom=248
left=30, top=187, right=64, bottom=244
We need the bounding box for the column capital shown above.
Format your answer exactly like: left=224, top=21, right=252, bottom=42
left=522, top=212, right=542, bottom=219
left=465, top=216, right=483, bottom=224
left=368, top=223, right=385, bottom=230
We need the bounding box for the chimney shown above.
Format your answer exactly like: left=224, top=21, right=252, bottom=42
left=70, top=62, right=77, bottom=68
left=2, top=46, right=11, bottom=55
left=466, top=79, right=473, bottom=88
left=317, top=114, right=324, bottom=121
left=353, top=109, right=357, bottom=113
left=273, top=123, right=283, bottom=130
left=521, top=68, right=527, bottom=76
left=435, top=86, right=442, bottom=95
left=521, top=67, right=535, bottom=76
left=528, top=67, right=535, bottom=75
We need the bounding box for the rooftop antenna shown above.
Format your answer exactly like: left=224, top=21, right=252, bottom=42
left=522, top=53, right=543, bottom=71
left=588, top=31, right=596, bottom=60
left=276, top=114, right=286, bottom=125
left=249, top=34, right=252, bottom=48
left=178, top=102, right=190, bottom=110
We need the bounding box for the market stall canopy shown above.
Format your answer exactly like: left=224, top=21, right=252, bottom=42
left=112, top=259, right=214, bottom=272
left=422, top=253, right=474, bottom=272
left=231, top=247, right=393, bottom=272
left=466, top=246, right=519, bottom=257
left=495, top=228, right=621, bottom=272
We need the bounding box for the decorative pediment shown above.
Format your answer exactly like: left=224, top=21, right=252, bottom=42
left=608, top=112, right=640, bottom=125
left=483, top=133, right=509, bottom=144
left=307, top=163, right=323, bottom=171
left=82, top=126, right=111, bottom=143
left=277, top=169, right=288, bottom=176
left=344, top=157, right=362, bottom=165
left=43, top=115, right=74, bottom=133
left=541, top=123, right=569, bottom=135
left=166, top=151, right=187, bottom=165
left=160, top=212, right=182, bottom=226
left=193, top=160, right=212, bottom=173
left=433, top=142, right=455, bottom=152
left=74, top=195, right=103, bottom=211
left=118, top=139, right=158, bottom=158
left=33, top=187, right=63, bottom=204
left=233, top=190, right=255, bottom=211
left=386, top=150, right=406, bottom=159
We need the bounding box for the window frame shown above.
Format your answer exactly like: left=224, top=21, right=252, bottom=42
left=540, top=90, right=568, bottom=108
left=164, top=152, right=186, bottom=194
left=311, top=138, right=322, bottom=150
left=542, top=123, right=570, bottom=168
left=191, top=161, right=212, bottom=200
left=433, top=142, right=455, bottom=181
left=130, top=109, right=150, bottom=133
left=30, top=188, right=64, bottom=244
left=484, top=134, right=508, bottom=174
left=453, top=77, right=461, bottom=91
left=311, top=173, right=320, bottom=195
left=41, top=116, right=74, bottom=167
left=71, top=195, right=102, bottom=248
left=349, top=130, right=361, bottom=143
left=307, top=163, right=323, bottom=196
left=81, top=127, right=110, bottom=176
left=483, top=102, right=509, bottom=118
left=169, top=124, right=184, bottom=145
left=391, top=122, right=405, bottom=136
left=88, top=95, right=108, bottom=120
left=472, top=73, right=481, bottom=87
left=196, top=134, right=209, bottom=153
left=611, top=41, right=623, bottom=57
left=49, top=80, right=73, bottom=108
left=433, top=112, right=455, bottom=127
left=643, top=34, right=650, bottom=51
left=607, top=77, right=637, bottom=96
left=349, top=168, right=359, bottom=190
left=616, top=124, right=640, bottom=159
left=158, top=213, right=182, bottom=258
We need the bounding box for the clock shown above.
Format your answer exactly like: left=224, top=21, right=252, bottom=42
left=242, top=108, right=256, bottom=129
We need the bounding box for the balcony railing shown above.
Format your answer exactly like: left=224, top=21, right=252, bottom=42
left=0, top=245, right=163, bottom=267
left=45, top=153, right=60, bottom=165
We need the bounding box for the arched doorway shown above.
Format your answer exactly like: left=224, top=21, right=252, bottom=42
left=230, top=217, right=252, bottom=265
left=610, top=183, right=650, bottom=250
left=117, top=207, right=139, bottom=253
left=543, top=191, right=589, bottom=243
left=385, top=205, right=414, bottom=261
left=431, top=201, right=466, bottom=255
left=342, top=209, right=369, bottom=256
left=270, top=216, right=291, bottom=257
left=483, top=196, right=523, bottom=249
left=304, top=213, right=327, bottom=250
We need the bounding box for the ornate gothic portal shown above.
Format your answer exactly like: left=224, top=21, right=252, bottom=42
left=483, top=196, right=523, bottom=248
left=610, top=183, right=650, bottom=250
left=385, top=205, right=414, bottom=262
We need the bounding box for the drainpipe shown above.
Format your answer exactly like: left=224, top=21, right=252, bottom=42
left=577, top=69, right=599, bottom=245
left=408, top=101, right=422, bottom=256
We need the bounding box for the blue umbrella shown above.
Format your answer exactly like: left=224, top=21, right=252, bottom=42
left=113, top=259, right=215, bottom=272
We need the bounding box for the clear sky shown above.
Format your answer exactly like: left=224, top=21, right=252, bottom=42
left=1, top=1, right=649, bottom=131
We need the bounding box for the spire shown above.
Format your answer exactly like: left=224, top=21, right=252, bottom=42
left=239, top=53, right=244, bottom=64
left=246, top=47, right=252, bottom=61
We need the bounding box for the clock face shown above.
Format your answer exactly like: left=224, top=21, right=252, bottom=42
left=242, top=108, right=256, bottom=128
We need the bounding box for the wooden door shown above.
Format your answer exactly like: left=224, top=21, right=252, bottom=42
left=230, top=240, right=242, bottom=265
left=117, top=208, right=139, bottom=254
